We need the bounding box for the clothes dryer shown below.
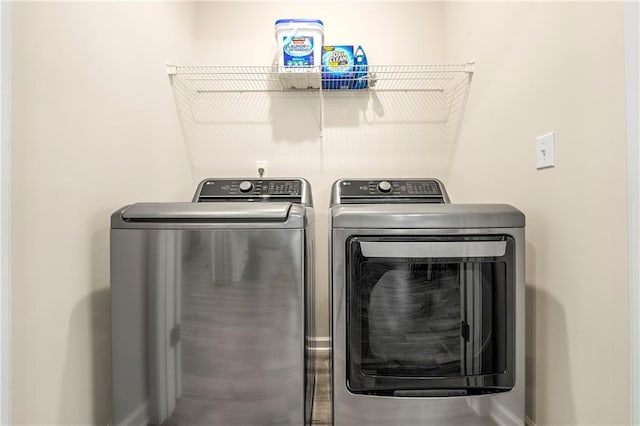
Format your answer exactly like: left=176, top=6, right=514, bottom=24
left=111, top=178, right=315, bottom=426
left=330, top=178, right=525, bottom=426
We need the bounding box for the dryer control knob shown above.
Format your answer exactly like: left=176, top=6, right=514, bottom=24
left=238, top=180, right=253, bottom=193
left=378, top=181, right=392, bottom=193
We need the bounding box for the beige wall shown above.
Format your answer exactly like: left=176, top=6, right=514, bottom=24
left=444, top=2, right=628, bottom=425
left=12, top=3, right=194, bottom=424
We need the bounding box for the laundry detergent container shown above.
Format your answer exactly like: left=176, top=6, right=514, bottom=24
left=275, top=18, right=324, bottom=89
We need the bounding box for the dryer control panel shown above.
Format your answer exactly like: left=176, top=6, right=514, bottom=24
left=193, top=178, right=313, bottom=206
left=332, top=179, right=449, bottom=205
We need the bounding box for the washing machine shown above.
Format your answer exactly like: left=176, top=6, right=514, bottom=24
left=330, top=178, right=525, bottom=426
left=111, top=178, right=315, bottom=426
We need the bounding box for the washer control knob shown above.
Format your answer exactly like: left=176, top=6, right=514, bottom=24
left=378, top=181, right=392, bottom=193
left=238, top=180, right=253, bottom=193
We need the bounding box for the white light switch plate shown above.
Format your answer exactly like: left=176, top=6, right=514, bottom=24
left=536, top=132, right=555, bottom=169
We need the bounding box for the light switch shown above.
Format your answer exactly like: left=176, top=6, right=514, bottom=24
left=536, top=132, right=555, bottom=169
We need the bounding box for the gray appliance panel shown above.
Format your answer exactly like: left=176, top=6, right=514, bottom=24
left=112, top=203, right=310, bottom=230
left=193, top=177, right=314, bottom=207
left=330, top=178, right=451, bottom=205
left=111, top=227, right=306, bottom=426
left=331, top=203, right=525, bottom=229
left=330, top=227, right=525, bottom=426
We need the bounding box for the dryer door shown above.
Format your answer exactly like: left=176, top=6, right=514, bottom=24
left=346, top=235, right=515, bottom=396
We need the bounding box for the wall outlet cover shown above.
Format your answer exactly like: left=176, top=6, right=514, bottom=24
left=256, top=160, right=268, bottom=177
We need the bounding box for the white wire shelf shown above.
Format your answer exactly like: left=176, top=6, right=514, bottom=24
left=167, top=64, right=473, bottom=93
left=167, top=63, right=474, bottom=180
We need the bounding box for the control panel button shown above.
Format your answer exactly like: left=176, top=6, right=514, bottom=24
left=378, top=181, right=392, bottom=193
left=238, top=180, right=253, bottom=193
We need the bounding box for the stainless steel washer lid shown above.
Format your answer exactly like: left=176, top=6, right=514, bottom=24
left=331, top=203, right=525, bottom=229
left=112, top=202, right=310, bottom=229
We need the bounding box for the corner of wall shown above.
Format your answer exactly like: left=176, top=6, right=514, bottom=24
left=624, top=2, right=640, bottom=424
left=0, top=1, right=11, bottom=424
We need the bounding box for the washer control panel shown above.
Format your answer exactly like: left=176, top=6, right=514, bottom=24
left=334, top=179, right=449, bottom=204
left=194, top=178, right=312, bottom=205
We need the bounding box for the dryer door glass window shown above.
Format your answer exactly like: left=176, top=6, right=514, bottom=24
left=346, top=235, right=515, bottom=396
